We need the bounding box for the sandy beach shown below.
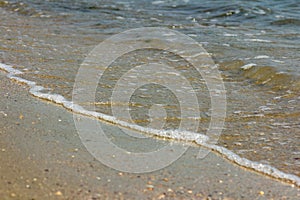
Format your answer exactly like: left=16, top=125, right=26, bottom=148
left=1, top=71, right=299, bottom=199
left=1, top=1, right=300, bottom=199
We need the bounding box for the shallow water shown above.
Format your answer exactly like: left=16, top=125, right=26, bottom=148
left=0, top=0, right=299, bottom=185
left=2, top=0, right=299, bottom=72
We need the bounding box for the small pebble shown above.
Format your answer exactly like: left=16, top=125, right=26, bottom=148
left=11, top=193, right=16, bottom=197
left=187, top=190, right=193, bottom=194
left=259, top=191, right=264, bottom=195
left=146, top=184, right=154, bottom=191
left=118, top=172, right=123, bottom=176
left=162, top=178, right=168, bottom=182
left=167, top=188, right=173, bottom=192
left=55, top=191, right=63, bottom=196
left=234, top=142, right=242, bottom=146
left=157, top=194, right=165, bottom=199
left=1, top=149, right=5, bottom=152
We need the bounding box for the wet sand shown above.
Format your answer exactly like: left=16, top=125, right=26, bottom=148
left=1, top=5, right=299, bottom=178
left=0, top=4, right=299, bottom=199
left=0, top=72, right=299, bottom=199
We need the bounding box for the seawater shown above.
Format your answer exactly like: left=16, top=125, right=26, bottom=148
left=1, top=0, right=299, bottom=73
left=1, top=62, right=299, bottom=186
left=0, top=0, right=299, bottom=186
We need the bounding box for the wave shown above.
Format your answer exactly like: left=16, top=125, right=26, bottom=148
left=271, top=18, right=300, bottom=26
left=219, top=60, right=300, bottom=92
left=0, top=62, right=299, bottom=187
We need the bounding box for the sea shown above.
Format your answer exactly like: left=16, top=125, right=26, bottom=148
left=0, top=0, right=299, bottom=186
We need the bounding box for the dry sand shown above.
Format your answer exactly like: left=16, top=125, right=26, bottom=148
left=0, top=71, right=299, bottom=199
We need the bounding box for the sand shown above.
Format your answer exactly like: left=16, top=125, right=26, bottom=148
left=0, top=71, right=299, bottom=199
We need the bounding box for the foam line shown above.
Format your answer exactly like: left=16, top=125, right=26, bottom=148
left=1, top=62, right=299, bottom=186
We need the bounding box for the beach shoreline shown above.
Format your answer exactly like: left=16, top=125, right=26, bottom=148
left=0, top=4, right=299, bottom=178
left=1, top=71, right=299, bottom=199
left=1, top=1, right=300, bottom=198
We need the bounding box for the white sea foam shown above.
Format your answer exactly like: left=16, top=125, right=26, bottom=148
left=244, top=38, right=272, bottom=43
left=152, top=0, right=165, bottom=5
left=254, top=55, right=270, bottom=59
left=223, top=33, right=238, bottom=37
left=0, top=62, right=299, bottom=187
left=241, top=63, right=256, bottom=70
